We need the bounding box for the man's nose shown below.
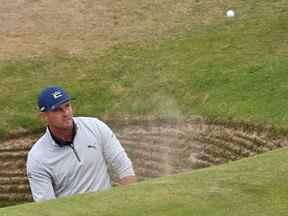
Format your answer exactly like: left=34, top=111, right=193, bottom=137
left=63, top=108, right=70, bottom=116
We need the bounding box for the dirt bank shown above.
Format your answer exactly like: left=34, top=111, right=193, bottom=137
left=0, top=118, right=287, bottom=202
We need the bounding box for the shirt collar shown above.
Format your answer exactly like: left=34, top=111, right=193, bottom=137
left=48, top=121, right=77, bottom=147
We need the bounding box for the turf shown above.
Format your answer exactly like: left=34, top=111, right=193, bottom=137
left=1, top=147, right=288, bottom=215
left=0, top=0, right=287, bottom=213
left=0, top=0, right=287, bottom=139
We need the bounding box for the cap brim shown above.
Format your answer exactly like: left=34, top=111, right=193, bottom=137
left=47, top=98, right=72, bottom=112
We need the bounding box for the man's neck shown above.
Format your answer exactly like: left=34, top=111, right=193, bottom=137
left=51, top=128, right=73, bottom=142
left=48, top=123, right=76, bottom=143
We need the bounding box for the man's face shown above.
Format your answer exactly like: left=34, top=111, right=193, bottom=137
left=41, top=102, right=73, bottom=131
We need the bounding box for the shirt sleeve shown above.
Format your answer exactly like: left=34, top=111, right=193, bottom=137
left=97, top=120, right=135, bottom=179
left=110, top=151, right=135, bottom=179
left=26, top=154, right=56, bottom=202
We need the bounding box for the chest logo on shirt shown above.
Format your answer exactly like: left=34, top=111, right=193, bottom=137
left=87, top=143, right=97, bottom=149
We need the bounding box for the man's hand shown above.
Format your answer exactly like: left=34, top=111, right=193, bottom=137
left=113, top=175, right=137, bottom=186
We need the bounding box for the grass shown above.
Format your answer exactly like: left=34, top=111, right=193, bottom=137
left=0, top=0, right=287, bottom=139
left=0, top=0, right=287, bottom=213
left=1, top=147, right=288, bottom=215
left=0, top=201, right=26, bottom=209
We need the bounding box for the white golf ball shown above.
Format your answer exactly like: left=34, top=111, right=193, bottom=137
left=226, top=10, right=235, bottom=17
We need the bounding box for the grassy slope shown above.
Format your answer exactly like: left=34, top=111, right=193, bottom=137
left=0, top=0, right=287, bottom=139
left=1, top=147, right=288, bottom=215
left=0, top=0, right=287, bottom=138
left=0, top=0, right=287, bottom=213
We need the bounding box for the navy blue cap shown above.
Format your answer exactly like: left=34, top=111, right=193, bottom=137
left=37, top=86, right=71, bottom=112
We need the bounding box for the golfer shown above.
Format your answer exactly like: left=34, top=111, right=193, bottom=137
left=27, top=86, right=136, bottom=202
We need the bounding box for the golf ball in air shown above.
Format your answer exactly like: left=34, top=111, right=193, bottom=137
left=226, top=10, right=235, bottom=17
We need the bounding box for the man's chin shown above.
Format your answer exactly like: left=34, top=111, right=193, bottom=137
left=63, top=120, right=73, bottom=130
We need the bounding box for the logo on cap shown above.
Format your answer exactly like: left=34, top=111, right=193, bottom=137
left=52, top=91, right=63, bottom=99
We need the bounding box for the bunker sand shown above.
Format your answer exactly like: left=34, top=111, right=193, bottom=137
left=0, top=119, right=287, bottom=202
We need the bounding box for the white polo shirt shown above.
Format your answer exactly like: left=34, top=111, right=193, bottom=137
left=27, top=117, right=135, bottom=202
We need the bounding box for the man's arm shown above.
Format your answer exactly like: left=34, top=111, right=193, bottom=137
left=27, top=155, right=56, bottom=202
left=118, top=175, right=137, bottom=186
left=98, top=120, right=137, bottom=185
left=108, top=151, right=137, bottom=186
